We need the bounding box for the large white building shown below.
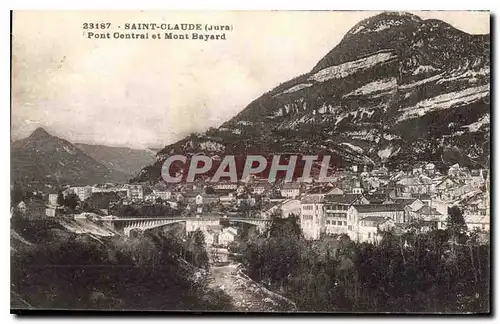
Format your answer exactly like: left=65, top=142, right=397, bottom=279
left=323, top=194, right=369, bottom=236
left=300, top=194, right=325, bottom=240
left=70, top=186, right=92, bottom=202
left=281, top=183, right=302, bottom=199
left=127, top=185, right=144, bottom=201
left=48, top=193, right=58, bottom=206
left=347, top=204, right=406, bottom=242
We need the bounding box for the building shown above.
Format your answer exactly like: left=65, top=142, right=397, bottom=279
left=392, top=197, right=425, bottom=213
left=464, top=214, right=490, bottom=232
left=280, top=182, right=302, bottom=199
left=281, top=199, right=301, bottom=218
left=352, top=180, right=364, bottom=194
left=214, top=182, right=238, bottom=191
left=357, top=216, right=388, bottom=244
left=407, top=205, right=444, bottom=230
left=196, top=193, right=220, bottom=205
left=153, top=189, right=172, bottom=201
left=348, top=204, right=406, bottom=241
left=323, top=194, right=369, bottom=236
left=219, top=192, right=236, bottom=205
left=45, top=207, right=57, bottom=217
left=48, top=193, right=59, bottom=206
left=219, top=227, right=238, bottom=246
left=70, top=186, right=93, bottom=202
left=127, top=185, right=144, bottom=201
left=300, top=194, right=325, bottom=240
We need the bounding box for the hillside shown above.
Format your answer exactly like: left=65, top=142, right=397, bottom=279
left=10, top=216, right=233, bottom=311
left=75, top=143, right=155, bottom=176
left=134, top=12, right=490, bottom=183
left=11, top=128, right=129, bottom=186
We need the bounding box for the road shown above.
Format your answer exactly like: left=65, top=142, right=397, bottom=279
left=207, top=263, right=297, bottom=312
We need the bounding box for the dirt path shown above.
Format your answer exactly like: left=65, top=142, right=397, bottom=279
left=207, top=263, right=296, bottom=312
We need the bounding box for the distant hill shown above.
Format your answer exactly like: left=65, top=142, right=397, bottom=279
left=134, top=12, right=490, bottom=183
left=11, top=127, right=129, bottom=186
left=75, top=143, right=155, bottom=176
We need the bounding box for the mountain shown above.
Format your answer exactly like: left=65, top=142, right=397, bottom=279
left=75, top=143, right=155, bottom=176
left=134, top=12, right=490, bottom=183
left=11, top=128, right=129, bottom=186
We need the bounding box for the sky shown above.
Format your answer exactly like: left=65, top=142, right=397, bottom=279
left=11, top=11, right=490, bottom=149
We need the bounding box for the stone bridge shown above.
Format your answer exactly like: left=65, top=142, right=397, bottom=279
left=103, top=216, right=273, bottom=236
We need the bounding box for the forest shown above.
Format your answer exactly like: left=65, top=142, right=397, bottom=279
left=234, top=210, right=490, bottom=313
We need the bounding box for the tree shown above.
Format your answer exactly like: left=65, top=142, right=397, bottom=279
left=187, top=229, right=209, bottom=269
left=447, top=206, right=467, bottom=244
left=11, top=182, right=24, bottom=207
left=57, top=191, right=65, bottom=206
left=447, top=206, right=466, bottom=228
left=63, top=192, right=80, bottom=210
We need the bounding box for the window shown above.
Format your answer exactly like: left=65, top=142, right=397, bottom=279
left=348, top=225, right=352, bottom=231
left=343, top=221, right=347, bottom=226
left=368, top=232, right=371, bottom=238
left=326, top=220, right=331, bottom=225
left=482, top=224, right=485, bottom=230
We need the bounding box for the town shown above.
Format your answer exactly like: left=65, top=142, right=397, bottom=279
left=11, top=161, right=490, bottom=248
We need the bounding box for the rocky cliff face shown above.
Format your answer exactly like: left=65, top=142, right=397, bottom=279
left=134, top=12, right=490, bottom=182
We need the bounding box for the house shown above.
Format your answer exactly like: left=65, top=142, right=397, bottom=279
left=236, top=185, right=247, bottom=195
left=70, top=186, right=93, bottom=202
left=204, top=225, right=223, bottom=246
left=252, top=180, right=273, bottom=195
left=214, top=182, right=238, bottom=191
left=300, top=194, right=325, bottom=240
left=260, top=202, right=281, bottom=219
left=236, top=194, right=255, bottom=207
left=434, top=178, right=460, bottom=200
left=219, top=227, right=238, bottom=246
left=424, top=163, right=436, bottom=176
left=392, top=197, right=425, bottom=213
left=397, top=177, right=431, bottom=196
left=153, top=189, right=172, bottom=201
left=19, top=200, right=48, bottom=220
left=16, top=201, right=27, bottom=214
left=165, top=199, right=179, bottom=209
left=365, top=193, right=389, bottom=204
left=358, top=216, right=387, bottom=244
left=281, top=199, right=301, bottom=218
left=447, top=164, right=461, bottom=177
left=127, top=185, right=144, bottom=201
left=48, top=193, right=59, bottom=206
left=196, top=194, right=219, bottom=205
left=348, top=204, right=406, bottom=241
left=45, top=207, right=57, bottom=217
left=408, top=205, right=444, bottom=230
left=323, top=194, right=370, bottom=236
left=280, top=182, right=302, bottom=199
left=182, top=191, right=200, bottom=203
left=219, top=192, right=236, bottom=205
left=464, top=214, right=490, bottom=232
left=351, top=180, right=364, bottom=194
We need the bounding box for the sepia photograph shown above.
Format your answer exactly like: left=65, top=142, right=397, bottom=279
left=10, top=10, right=490, bottom=314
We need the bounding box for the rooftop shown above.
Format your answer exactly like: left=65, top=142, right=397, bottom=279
left=324, top=194, right=364, bottom=205
left=300, top=194, right=325, bottom=204
left=352, top=204, right=405, bottom=213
